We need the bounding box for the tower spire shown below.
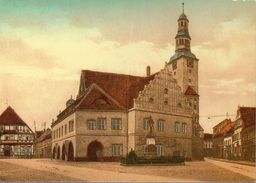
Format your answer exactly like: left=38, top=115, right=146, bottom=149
left=182, top=0, right=184, bottom=14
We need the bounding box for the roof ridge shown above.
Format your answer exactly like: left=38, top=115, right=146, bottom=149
left=82, top=69, right=155, bottom=79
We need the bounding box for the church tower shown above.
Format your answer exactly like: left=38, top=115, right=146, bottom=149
left=167, top=2, right=203, bottom=159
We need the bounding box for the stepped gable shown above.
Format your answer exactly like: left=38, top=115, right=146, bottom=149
left=82, top=70, right=156, bottom=109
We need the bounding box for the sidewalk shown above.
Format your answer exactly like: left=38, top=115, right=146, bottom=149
left=207, top=157, right=256, bottom=167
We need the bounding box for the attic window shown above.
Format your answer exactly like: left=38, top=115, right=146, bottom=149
left=94, top=98, right=107, bottom=105
left=149, top=98, right=154, bottom=103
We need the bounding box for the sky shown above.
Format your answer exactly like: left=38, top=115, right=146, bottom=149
left=0, top=0, right=255, bottom=133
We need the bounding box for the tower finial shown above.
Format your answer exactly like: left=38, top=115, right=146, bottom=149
left=182, top=0, right=184, bottom=14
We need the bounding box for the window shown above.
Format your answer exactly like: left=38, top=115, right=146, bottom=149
left=111, top=118, right=122, bottom=130
left=174, top=71, right=176, bottom=75
left=164, top=100, right=168, bottom=105
left=112, top=144, right=123, bottom=156
left=181, top=21, right=183, bottom=26
left=177, top=103, right=182, bottom=107
left=149, top=98, right=154, bottom=103
left=172, top=60, right=177, bottom=70
left=65, top=124, right=67, bottom=135
left=164, top=88, right=168, bottom=94
left=144, top=118, right=150, bottom=130
left=87, top=120, right=95, bottom=130
left=189, top=102, right=192, bottom=107
left=175, top=122, right=180, bottom=133
left=194, top=104, right=197, bottom=110
left=156, top=145, right=164, bottom=157
left=97, top=118, right=106, bottom=130
left=188, top=69, right=192, bottom=73
left=69, top=120, right=74, bottom=132
left=187, top=59, right=194, bottom=68
left=61, top=126, right=63, bottom=137
left=188, top=79, right=192, bottom=83
left=157, top=120, right=165, bottom=132
left=182, top=123, right=187, bottom=133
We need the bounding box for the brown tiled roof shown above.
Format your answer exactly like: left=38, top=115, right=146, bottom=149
left=36, top=129, right=51, bottom=143
left=82, top=70, right=156, bottom=109
left=185, top=86, right=198, bottom=96
left=0, top=106, right=27, bottom=126
left=204, top=133, right=213, bottom=140
left=240, top=107, right=256, bottom=129
left=35, top=130, right=44, bottom=138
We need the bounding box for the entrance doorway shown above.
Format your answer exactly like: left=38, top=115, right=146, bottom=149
left=62, top=145, right=65, bottom=160
left=57, top=146, right=60, bottom=159
left=52, top=147, right=56, bottom=159
left=67, top=142, right=74, bottom=161
left=87, top=140, right=103, bottom=161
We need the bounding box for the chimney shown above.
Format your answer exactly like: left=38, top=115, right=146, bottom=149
left=146, top=66, right=151, bottom=76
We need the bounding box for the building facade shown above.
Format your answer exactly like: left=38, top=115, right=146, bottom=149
left=51, top=7, right=203, bottom=161
left=212, top=119, right=233, bottom=158
left=240, top=107, right=256, bottom=162
left=35, top=128, right=52, bottom=158
left=0, top=106, right=34, bottom=157
left=232, top=117, right=243, bottom=160
left=203, top=133, right=213, bottom=157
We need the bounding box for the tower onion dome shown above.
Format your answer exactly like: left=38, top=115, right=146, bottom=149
left=178, top=13, right=188, bottom=21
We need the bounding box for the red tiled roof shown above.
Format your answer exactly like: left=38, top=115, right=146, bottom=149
left=185, top=86, right=198, bottom=96
left=0, top=106, right=27, bottom=126
left=204, top=133, right=213, bottom=140
left=214, top=120, right=233, bottom=137
left=82, top=70, right=156, bottom=109
left=240, top=107, right=256, bottom=129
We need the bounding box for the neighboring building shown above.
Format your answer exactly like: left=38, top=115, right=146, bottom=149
left=223, top=127, right=233, bottom=160
left=232, top=116, right=243, bottom=160
left=212, top=119, right=233, bottom=158
left=203, top=133, right=213, bottom=157
left=35, top=128, right=52, bottom=158
left=0, top=106, right=34, bottom=157
left=51, top=6, right=203, bottom=161
left=240, top=107, right=256, bottom=162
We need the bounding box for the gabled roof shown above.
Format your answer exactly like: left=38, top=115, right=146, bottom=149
left=81, top=70, right=156, bottom=109
left=185, top=86, right=198, bottom=96
left=240, top=107, right=256, bottom=129
left=77, top=84, right=125, bottom=110
left=0, top=106, right=27, bottom=126
left=214, top=120, right=233, bottom=138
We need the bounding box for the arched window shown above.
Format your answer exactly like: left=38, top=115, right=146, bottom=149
left=181, top=21, right=183, bottom=26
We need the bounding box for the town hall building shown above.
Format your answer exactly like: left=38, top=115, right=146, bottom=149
left=51, top=6, right=204, bottom=161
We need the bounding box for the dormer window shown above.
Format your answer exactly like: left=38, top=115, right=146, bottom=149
left=93, top=98, right=107, bottom=105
